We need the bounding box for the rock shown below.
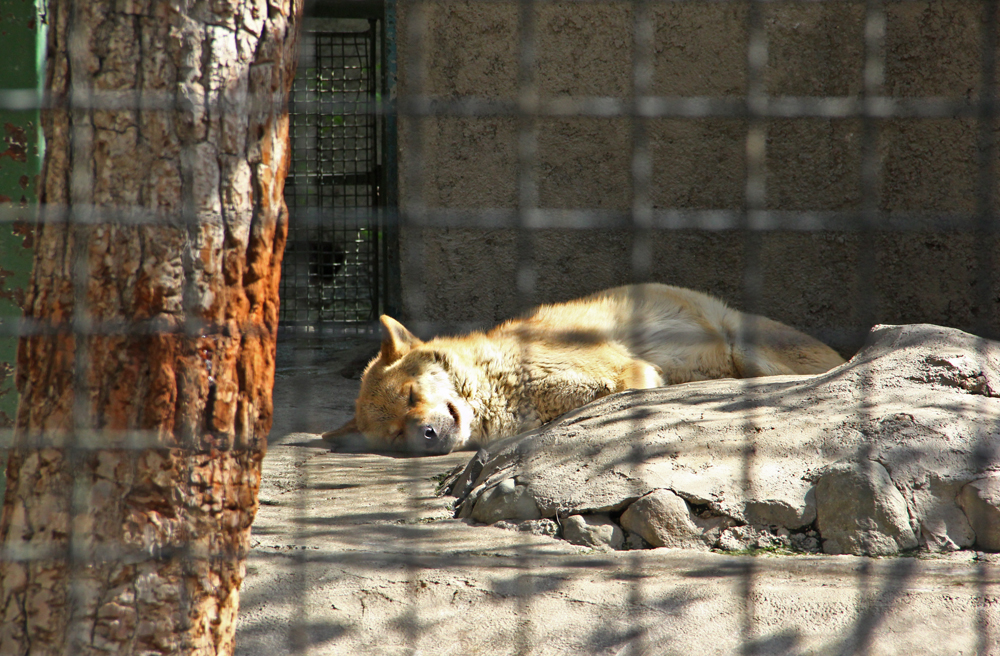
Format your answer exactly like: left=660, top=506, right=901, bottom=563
left=911, top=353, right=999, bottom=397
left=744, top=490, right=816, bottom=530
left=562, top=514, right=624, bottom=550
left=448, top=324, right=1000, bottom=553
left=493, top=518, right=560, bottom=538
left=623, top=531, right=650, bottom=550
left=469, top=478, right=541, bottom=524
left=445, top=448, right=490, bottom=499
left=790, top=533, right=821, bottom=553
left=958, top=476, right=1000, bottom=551
left=911, top=476, right=975, bottom=552
left=619, top=489, right=710, bottom=550
left=716, top=525, right=792, bottom=552
left=691, top=512, right=737, bottom=547
left=814, top=460, right=918, bottom=556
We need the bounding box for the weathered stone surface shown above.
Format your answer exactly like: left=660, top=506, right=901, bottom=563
left=445, top=448, right=489, bottom=501
left=744, top=486, right=816, bottom=530
left=470, top=478, right=541, bottom=524
left=619, top=489, right=709, bottom=550
left=717, top=525, right=791, bottom=552
left=912, top=475, right=976, bottom=552
left=494, top=518, right=560, bottom=538
left=623, top=531, right=650, bottom=550
left=451, top=324, right=1000, bottom=555
left=958, top=476, right=1000, bottom=551
left=562, top=513, right=624, bottom=550
left=814, top=460, right=919, bottom=556
left=790, top=531, right=823, bottom=553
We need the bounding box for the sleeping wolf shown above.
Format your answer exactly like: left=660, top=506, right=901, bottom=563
left=324, top=284, right=845, bottom=454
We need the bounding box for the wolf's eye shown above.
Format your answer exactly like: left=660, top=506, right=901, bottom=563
left=408, top=385, right=417, bottom=407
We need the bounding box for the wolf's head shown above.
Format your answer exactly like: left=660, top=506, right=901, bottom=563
left=325, top=316, right=475, bottom=454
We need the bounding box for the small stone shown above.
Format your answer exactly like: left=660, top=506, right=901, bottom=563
left=493, top=518, right=560, bottom=537
left=691, top=513, right=736, bottom=546
left=619, top=489, right=710, bottom=550
left=755, top=530, right=787, bottom=550
left=797, top=536, right=820, bottom=552
left=623, top=531, right=650, bottom=550
left=716, top=525, right=788, bottom=552
left=562, top=514, right=624, bottom=550
left=717, top=528, right=750, bottom=552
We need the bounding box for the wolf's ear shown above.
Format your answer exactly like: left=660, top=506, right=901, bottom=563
left=379, top=315, right=422, bottom=363
left=321, top=416, right=360, bottom=442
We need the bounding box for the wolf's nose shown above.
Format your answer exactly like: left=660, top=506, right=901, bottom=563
left=421, top=425, right=437, bottom=441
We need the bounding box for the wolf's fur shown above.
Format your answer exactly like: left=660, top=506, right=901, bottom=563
left=324, top=284, right=845, bottom=454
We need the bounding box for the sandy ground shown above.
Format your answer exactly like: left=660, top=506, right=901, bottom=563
left=236, top=339, right=1000, bottom=655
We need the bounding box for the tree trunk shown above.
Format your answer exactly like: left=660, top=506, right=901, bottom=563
left=0, top=1, right=302, bottom=653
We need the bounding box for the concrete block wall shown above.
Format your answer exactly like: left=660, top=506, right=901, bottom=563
left=395, top=0, right=997, bottom=355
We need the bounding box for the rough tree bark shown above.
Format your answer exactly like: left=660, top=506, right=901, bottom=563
left=0, top=0, right=301, bottom=653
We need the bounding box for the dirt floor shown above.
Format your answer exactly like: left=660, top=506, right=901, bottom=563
left=236, top=338, right=1000, bottom=655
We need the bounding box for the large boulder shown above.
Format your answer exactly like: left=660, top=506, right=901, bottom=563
left=450, top=324, right=1000, bottom=556
left=813, top=460, right=918, bottom=556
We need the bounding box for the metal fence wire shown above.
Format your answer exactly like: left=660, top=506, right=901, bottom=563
left=280, top=19, right=385, bottom=333
left=0, top=0, right=999, bottom=654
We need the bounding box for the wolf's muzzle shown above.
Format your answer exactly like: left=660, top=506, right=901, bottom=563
left=406, top=417, right=458, bottom=454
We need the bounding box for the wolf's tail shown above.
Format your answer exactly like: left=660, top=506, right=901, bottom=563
left=731, top=314, right=846, bottom=378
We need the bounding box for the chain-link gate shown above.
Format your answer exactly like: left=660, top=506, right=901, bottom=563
left=279, top=17, right=390, bottom=334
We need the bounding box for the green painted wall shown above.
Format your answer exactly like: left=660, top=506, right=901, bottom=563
left=0, top=0, right=43, bottom=489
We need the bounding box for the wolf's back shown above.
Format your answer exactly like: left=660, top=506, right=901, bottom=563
left=523, top=283, right=844, bottom=383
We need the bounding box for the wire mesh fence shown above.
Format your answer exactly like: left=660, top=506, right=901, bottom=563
left=1, top=0, right=1000, bottom=654
left=280, top=19, right=385, bottom=334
